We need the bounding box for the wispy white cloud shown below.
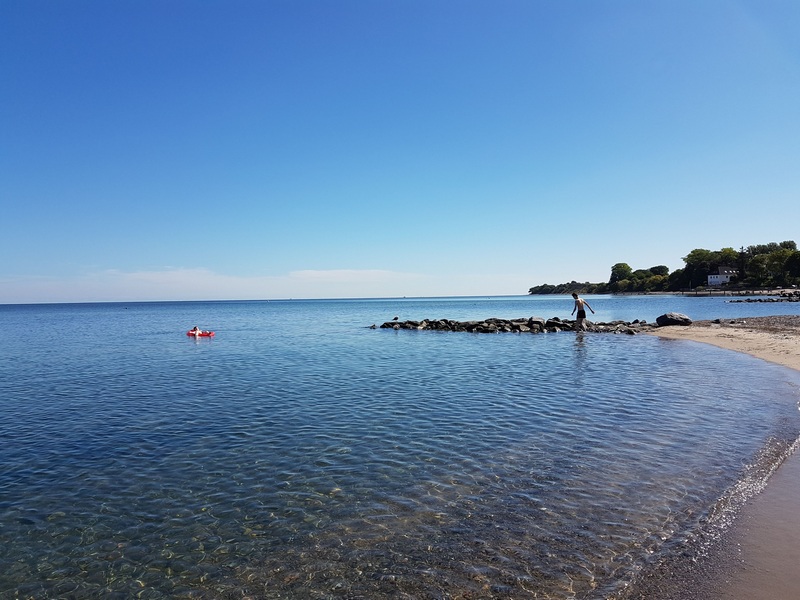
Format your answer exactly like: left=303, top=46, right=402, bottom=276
left=0, top=267, right=438, bottom=304
left=288, top=269, right=420, bottom=283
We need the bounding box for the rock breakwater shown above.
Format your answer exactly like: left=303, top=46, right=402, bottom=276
left=729, top=290, right=800, bottom=303
left=374, top=316, right=662, bottom=335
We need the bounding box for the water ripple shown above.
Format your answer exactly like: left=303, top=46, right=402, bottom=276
left=1, top=302, right=799, bottom=598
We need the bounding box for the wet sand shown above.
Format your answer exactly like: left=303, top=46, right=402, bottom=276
left=648, top=316, right=800, bottom=599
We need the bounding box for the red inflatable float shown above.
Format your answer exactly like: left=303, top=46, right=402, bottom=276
left=187, top=330, right=215, bottom=337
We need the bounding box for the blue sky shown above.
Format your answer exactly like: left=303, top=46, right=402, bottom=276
left=2, top=1, right=799, bottom=303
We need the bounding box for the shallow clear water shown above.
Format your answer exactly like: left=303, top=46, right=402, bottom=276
left=1, top=296, right=799, bottom=598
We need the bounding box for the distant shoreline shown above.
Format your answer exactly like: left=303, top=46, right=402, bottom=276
left=556, top=288, right=798, bottom=298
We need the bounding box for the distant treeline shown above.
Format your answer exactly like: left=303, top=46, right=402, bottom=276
left=529, top=241, right=800, bottom=295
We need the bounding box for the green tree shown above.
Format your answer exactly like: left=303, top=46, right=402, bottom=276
left=528, top=283, right=556, bottom=294
left=741, top=242, right=798, bottom=286
left=649, top=265, right=669, bottom=277
left=643, top=275, right=667, bottom=291
left=737, top=247, right=748, bottom=280
left=746, top=254, right=769, bottom=285
left=614, top=279, right=631, bottom=293
left=682, top=249, right=716, bottom=288
left=667, top=268, right=688, bottom=290
left=609, top=263, right=633, bottom=285
left=766, top=249, right=793, bottom=286
left=527, top=241, right=797, bottom=293
left=785, top=251, right=800, bottom=284
left=747, top=242, right=782, bottom=256
left=717, top=247, right=739, bottom=267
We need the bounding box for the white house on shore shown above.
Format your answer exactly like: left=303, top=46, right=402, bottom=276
left=708, top=266, right=738, bottom=286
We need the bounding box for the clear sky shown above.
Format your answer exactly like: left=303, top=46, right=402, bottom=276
left=2, top=1, right=799, bottom=303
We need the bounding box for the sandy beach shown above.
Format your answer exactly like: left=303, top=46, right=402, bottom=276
left=648, top=316, right=800, bottom=599
left=650, top=314, right=800, bottom=372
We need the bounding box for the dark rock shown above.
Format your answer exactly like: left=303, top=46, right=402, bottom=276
left=377, top=316, right=658, bottom=336
left=656, top=312, right=693, bottom=327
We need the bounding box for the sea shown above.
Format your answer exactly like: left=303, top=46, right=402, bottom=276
left=1, top=294, right=799, bottom=599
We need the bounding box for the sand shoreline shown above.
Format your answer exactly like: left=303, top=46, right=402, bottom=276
left=648, top=315, right=800, bottom=372
left=645, top=316, right=800, bottom=599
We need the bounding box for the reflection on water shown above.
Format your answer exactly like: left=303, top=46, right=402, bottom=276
left=1, top=300, right=799, bottom=598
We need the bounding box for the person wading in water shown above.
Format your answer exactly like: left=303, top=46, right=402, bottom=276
left=571, top=293, right=595, bottom=331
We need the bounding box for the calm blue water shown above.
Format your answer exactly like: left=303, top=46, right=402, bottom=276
left=2, top=295, right=799, bottom=599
